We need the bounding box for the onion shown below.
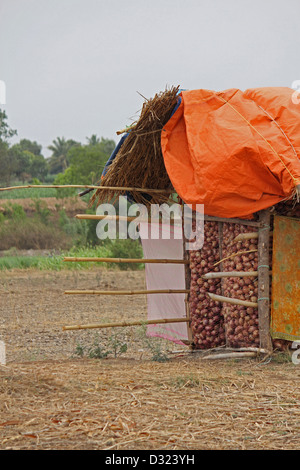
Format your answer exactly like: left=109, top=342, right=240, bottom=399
left=189, top=221, right=263, bottom=349
left=189, top=221, right=225, bottom=349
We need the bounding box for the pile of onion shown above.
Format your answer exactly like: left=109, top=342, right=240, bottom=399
left=189, top=220, right=293, bottom=352
left=189, top=221, right=225, bottom=349
left=221, top=223, right=260, bottom=348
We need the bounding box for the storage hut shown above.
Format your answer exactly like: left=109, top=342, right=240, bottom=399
left=67, top=86, right=300, bottom=356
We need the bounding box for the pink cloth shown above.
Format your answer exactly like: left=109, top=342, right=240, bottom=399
left=139, top=222, right=189, bottom=345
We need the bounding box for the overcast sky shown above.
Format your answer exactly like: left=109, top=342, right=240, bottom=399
left=0, top=0, right=299, bottom=157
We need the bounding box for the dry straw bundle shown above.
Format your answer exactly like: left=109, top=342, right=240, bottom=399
left=91, top=86, right=180, bottom=207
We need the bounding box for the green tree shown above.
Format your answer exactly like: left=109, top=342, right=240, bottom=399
left=29, top=153, right=48, bottom=180
left=7, top=145, right=31, bottom=183
left=0, top=109, right=17, bottom=142
left=0, top=140, right=12, bottom=185
left=54, top=139, right=115, bottom=186
left=0, top=109, right=17, bottom=185
left=18, top=138, right=42, bottom=156
left=86, top=134, right=100, bottom=146
left=47, top=137, right=79, bottom=174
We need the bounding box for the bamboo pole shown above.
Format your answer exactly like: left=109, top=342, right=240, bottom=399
left=202, top=215, right=262, bottom=227
left=64, top=289, right=190, bottom=295
left=213, top=249, right=257, bottom=267
left=192, top=346, right=269, bottom=354
left=63, top=317, right=189, bottom=331
left=233, top=232, right=259, bottom=242
left=63, top=257, right=189, bottom=264
left=202, top=352, right=258, bottom=360
left=202, top=270, right=272, bottom=279
left=203, top=271, right=259, bottom=279
left=257, top=209, right=273, bottom=352
left=233, top=231, right=273, bottom=242
left=208, top=292, right=258, bottom=308
left=0, top=184, right=174, bottom=194
left=75, top=214, right=182, bottom=225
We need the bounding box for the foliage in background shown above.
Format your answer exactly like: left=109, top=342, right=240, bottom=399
left=53, top=138, right=115, bottom=186
left=0, top=107, right=116, bottom=188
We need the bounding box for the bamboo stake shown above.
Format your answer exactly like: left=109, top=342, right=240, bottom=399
left=0, top=184, right=174, bottom=194
left=233, top=232, right=259, bottom=241
left=203, top=271, right=259, bottom=279
left=64, top=289, right=190, bottom=295
left=202, top=215, right=262, bottom=227
left=233, top=231, right=273, bottom=242
left=63, top=317, right=189, bottom=331
left=192, top=346, right=269, bottom=355
left=257, top=209, right=273, bottom=352
left=75, top=214, right=182, bottom=225
left=202, top=352, right=258, bottom=360
left=63, top=257, right=189, bottom=264
left=202, top=271, right=272, bottom=279
left=208, top=293, right=258, bottom=308
left=213, top=249, right=257, bottom=267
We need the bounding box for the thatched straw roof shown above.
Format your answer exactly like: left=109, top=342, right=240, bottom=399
left=91, top=86, right=180, bottom=207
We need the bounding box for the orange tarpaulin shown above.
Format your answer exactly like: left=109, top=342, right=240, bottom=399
left=161, top=87, right=300, bottom=219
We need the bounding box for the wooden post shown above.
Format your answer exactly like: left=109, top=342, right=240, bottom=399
left=182, top=204, right=193, bottom=347
left=257, top=209, right=273, bottom=351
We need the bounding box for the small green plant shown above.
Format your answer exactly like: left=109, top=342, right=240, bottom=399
left=137, top=323, right=169, bottom=362
left=74, top=333, right=128, bottom=360
left=31, top=199, right=51, bottom=224
left=271, top=351, right=292, bottom=364
left=172, top=374, right=201, bottom=389
left=74, top=344, right=85, bottom=357
left=107, top=330, right=128, bottom=358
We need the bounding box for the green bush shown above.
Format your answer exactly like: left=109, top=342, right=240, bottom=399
left=0, top=217, right=71, bottom=250
left=3, top=202, right=26, bottom=220
left=106, top=239, right=144, bottom=270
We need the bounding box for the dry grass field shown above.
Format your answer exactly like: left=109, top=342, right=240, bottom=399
left=0, top=268, right=299, bottom=450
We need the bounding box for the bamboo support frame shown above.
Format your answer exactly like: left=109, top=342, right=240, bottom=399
left=63, top=317, right=189, bottom=331
left=64, top=289, right=190, bottom=296
left=63, top=257, right=189, bottom=264
left=208, top=292, right=258, bottom=308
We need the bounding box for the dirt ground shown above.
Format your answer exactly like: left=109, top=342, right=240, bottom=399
left=0, top=268, right=300, bottom=451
